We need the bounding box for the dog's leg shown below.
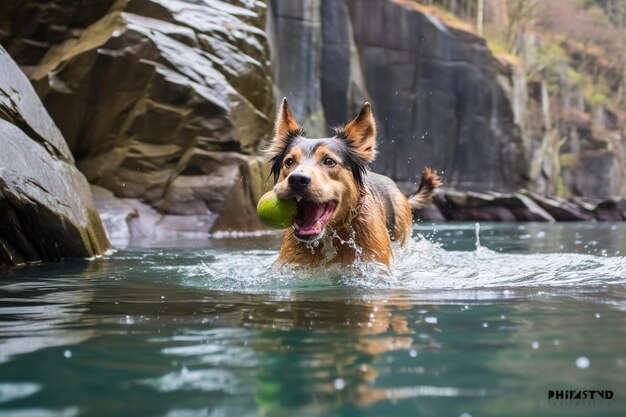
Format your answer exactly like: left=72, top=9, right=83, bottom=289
left=389, top=195, right=413, bottom=245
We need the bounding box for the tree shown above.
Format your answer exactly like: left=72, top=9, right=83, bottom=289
left=505, top=0, right=539, bottom=54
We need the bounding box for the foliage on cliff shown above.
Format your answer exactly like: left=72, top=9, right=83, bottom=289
left=415, top=0, right=626, bottom=200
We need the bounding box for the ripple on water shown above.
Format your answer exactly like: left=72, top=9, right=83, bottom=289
left=174, top=236, right=626, bottom=292
left=0, top=383, right=40, bottom=404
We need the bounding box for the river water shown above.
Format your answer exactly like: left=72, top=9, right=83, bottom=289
left=1, top=222, right=625, bottom=416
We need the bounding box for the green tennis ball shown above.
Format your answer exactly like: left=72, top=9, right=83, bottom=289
left=257, top=191, right=298, bottom=229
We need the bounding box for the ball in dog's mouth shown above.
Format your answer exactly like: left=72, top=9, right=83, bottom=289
left=293, top=199, right=336, bottom=241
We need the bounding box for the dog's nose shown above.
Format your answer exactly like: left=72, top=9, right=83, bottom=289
left=288, top=172, right=311, bottom=190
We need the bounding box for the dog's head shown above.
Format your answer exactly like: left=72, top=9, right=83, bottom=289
left=266, top=98, right=377, bottom=242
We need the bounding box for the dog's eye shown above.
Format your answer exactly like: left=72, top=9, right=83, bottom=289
left=284, top=157, right=295, bottom=168
left=323, top=157, right=336, bottom=167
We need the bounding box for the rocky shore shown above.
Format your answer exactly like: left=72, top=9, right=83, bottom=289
left=416, top=189, right=625, bottom=222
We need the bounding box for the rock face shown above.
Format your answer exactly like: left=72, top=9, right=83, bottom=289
left=269, top=0, right=528, bottom=194
left=0, top=45, right=110, bottom=265
left=3, top=0, right=275, bottom=235
left=0, top=0, right=116, bottom=68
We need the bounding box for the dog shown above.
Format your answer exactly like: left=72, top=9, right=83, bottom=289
left=266, top=98, right=442, bottom=267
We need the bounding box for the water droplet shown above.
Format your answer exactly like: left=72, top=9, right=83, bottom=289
left=333, top=378, right=346, bottom=390
left=63, top=350, right=72, bottom=358
left=409, top=349, right=418, bottom=357
left=595, top=313, right=601, bottom=319
left=425, top=316, right=437, bottom=324
left=531, top=341, right=540, bottom=349
left=576, top=357, right=590, bottom=369
left=482, top=322, right=489, bottom=328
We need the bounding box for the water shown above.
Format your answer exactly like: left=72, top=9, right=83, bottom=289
left=1, top=222, right=625, bottom=417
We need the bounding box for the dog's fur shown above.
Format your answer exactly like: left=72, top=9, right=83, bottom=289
left=267, top=99, right=442, bottom=267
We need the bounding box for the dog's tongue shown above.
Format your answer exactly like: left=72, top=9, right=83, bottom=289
left=295, top=201, right=326, bottom=235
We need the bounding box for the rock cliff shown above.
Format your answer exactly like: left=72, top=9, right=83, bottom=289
left=0, top=45, right=110, bottom=265
left=2, top=0, right=275, bottom=237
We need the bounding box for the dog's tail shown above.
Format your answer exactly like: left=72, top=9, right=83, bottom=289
left=409, top=167, right=443, bottom=210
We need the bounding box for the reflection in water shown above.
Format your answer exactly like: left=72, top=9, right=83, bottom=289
left=0, top=223, right=625, bottom=416
left=0, top=261, right=98, bottom=363
left=246, top=294, right=416, bottom=416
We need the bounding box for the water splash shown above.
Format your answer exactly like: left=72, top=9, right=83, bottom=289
left=389, top=237, right=626, bottom=289
left=173, top=234, right=626, bottom=293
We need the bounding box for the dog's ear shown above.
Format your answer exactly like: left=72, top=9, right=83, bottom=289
left=267, top=98, right=302, bottom=182
left=267, top=98, right=301, bottom=158
left=338, top=103, right=377, bottom=163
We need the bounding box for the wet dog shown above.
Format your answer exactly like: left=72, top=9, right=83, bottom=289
left=267, top=99, right=442, bottom=267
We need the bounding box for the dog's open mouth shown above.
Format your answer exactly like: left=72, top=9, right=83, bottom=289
left=293, top=199, right=336, bottom=241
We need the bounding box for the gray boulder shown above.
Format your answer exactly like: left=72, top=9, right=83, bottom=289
left=0, top=45, right=110, bottom=265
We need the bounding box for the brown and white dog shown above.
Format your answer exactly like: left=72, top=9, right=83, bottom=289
left=267, top=98, right=442, bottom=267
